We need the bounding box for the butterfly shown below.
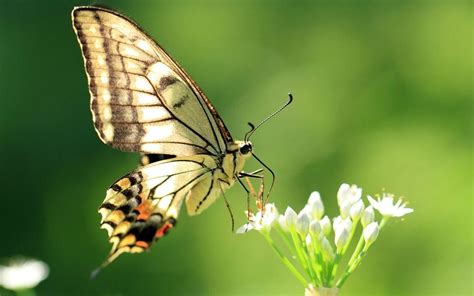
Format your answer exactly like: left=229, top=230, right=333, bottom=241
left=71, top=6, right=289, bottom=268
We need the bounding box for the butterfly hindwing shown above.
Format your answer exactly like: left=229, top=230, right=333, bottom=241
left=99, top=155, right=218, bottom=263
left=72, top=6, right=231, bottom=157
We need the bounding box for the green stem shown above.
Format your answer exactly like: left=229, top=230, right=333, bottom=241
left=298, top=233, right=320, bottom=286
left=263, top=233, right=307, bottom=287
left=335, top=233, right=365, bottom=288
left=347, top=234, right=364, bottom=267
left=290, top=231, right=314, bottom=281
left=328, top=253, right=342, bottom=286
left=276, top=225, right=298, bottom=256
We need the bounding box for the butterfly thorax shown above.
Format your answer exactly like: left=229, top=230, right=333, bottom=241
left=219, top=140, right=253, bottom=184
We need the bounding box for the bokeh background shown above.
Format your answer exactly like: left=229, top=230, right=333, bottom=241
left=0, top=0, right=471, bottom=295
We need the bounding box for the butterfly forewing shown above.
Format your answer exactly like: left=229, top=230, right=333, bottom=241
left=71, top=6, right=251, bottom=267
left=72, top=7, right=230, bottom=156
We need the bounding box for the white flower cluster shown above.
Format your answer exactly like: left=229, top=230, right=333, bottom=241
left=237, top=183, right=413, bottom=292
left=0, top=258, right=49, bottom=291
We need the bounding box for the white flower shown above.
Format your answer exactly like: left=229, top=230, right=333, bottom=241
left=333, top=217, right=352, bottom=234
left=236, top=203, right=278, bottom=234
left=296, top=212, right=310, bottom=236
left=368, top=194, right=414, bottom=218
left=0, top=258, right=49, bottom=290
left=350, top=199, right=365, bottom=221
left=320, top=237, right=335, bottom=261
left=335, top=227, right=350, bottom=251
left=319, top=216, right=332, bottom=236
left=363, top=222, right=380, bottom=248
left=284, top=206, right=298, bottom=229
left=361, top=205, right=375, bottom=227
left=306, top=191, right=324, bottom=219
left=337, top=183, right=362, bottom=208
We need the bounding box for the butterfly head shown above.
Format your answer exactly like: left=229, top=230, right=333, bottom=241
left=239, top=141, right=253, bottom=155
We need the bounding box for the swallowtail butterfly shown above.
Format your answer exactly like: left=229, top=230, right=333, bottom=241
left=72, top=6, right=262, bottom=267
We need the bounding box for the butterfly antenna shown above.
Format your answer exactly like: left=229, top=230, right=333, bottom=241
left=244, top=122, right=255, bottom=142
left=246, top=93, right=294, bottom=141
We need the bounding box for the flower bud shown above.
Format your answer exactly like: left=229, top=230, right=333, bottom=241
left=339, top=202, right=351, bottom=219
left=319, top=216, right=332, bottom=236
left=309, top=220, right=322, bottom=237
left=350, top=199, right=364, bottom=221
left=284, top=207, right=298, bottom=229
left=296, top=212, right=310, bottom=236
left=337, top=183, right=362, bottom=208
left=320, top=237, right=335, bottom=261
left=361, top=206, right=375, bottom=227
left=335, top=227, right=350, bottom=251
left=307, top=191, right=324, bottom=219
left=333, top=216, right=343, bottom=231
left=363, top=222, right=379, bottom=249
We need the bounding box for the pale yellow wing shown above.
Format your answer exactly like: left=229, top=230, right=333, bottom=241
left=99, top=155, right=218, bottom=264
left=72, top=6, right=232, bottom=156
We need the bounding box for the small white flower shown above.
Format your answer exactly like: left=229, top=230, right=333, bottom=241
left=361, top=205, right=375, bottom=227
left=284, top=207, right=298, bottom=229
left=320, top=237, right=335, bottom=261
left=368, top=194, right=414, bottom=218
left=296, top=212, right=310, bottom=236
left=319, top=216, right=332, bottom=236
left=335, top=227, right=350, bottom=251
left=0, top=258, right=49, bottom=290
left=307, top=191, right=324, bottom=219
left=309, top=220, right=322, bottom=237
left=333, top=217, right=352, bottom=234
left=350, top=199, right=365, bottom=221
left=337, top=183, right=362, bottom=208
left=363, top=222, right=380, bottom=248
left=236, top=203, right=278, bottom=234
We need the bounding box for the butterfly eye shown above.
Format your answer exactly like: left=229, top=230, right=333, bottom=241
left=240, top=144, right=252, bottom=155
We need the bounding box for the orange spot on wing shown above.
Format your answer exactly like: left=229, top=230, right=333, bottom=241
left=135, top=241, right=149, bottom=249
left=155, top=221, right=174, bottom=238
left=136, top=200, right=153, bottom=220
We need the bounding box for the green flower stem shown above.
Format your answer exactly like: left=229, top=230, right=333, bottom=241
left=276, top=226, right=299, bottom=256
left=335, top=233, right=365, bottom=288
left=342, top=220, right=359, bottom=255
left=309, top=233, right=327, bottom=285
left=263, top=233, right=307, bottom=287
left=290, top=231, right=315, bottom=283
left=347, top=234, right=364, bottom=267
left=308, top=234, right=324, bottom=278
left=379, top=217, right=389, bottom=230
left=337, top=247, right=370, bottom=287
left=328, top=253, right=342, bottom=286
left=298, top=234, right=320, bottom=286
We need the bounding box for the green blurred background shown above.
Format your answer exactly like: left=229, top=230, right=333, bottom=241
left=0, top=0, right=472, bottom=295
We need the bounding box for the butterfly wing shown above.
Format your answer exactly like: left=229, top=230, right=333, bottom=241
left=99, top=155, right=218, bottom=264
left=72, top=6, right=232, bottom=157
